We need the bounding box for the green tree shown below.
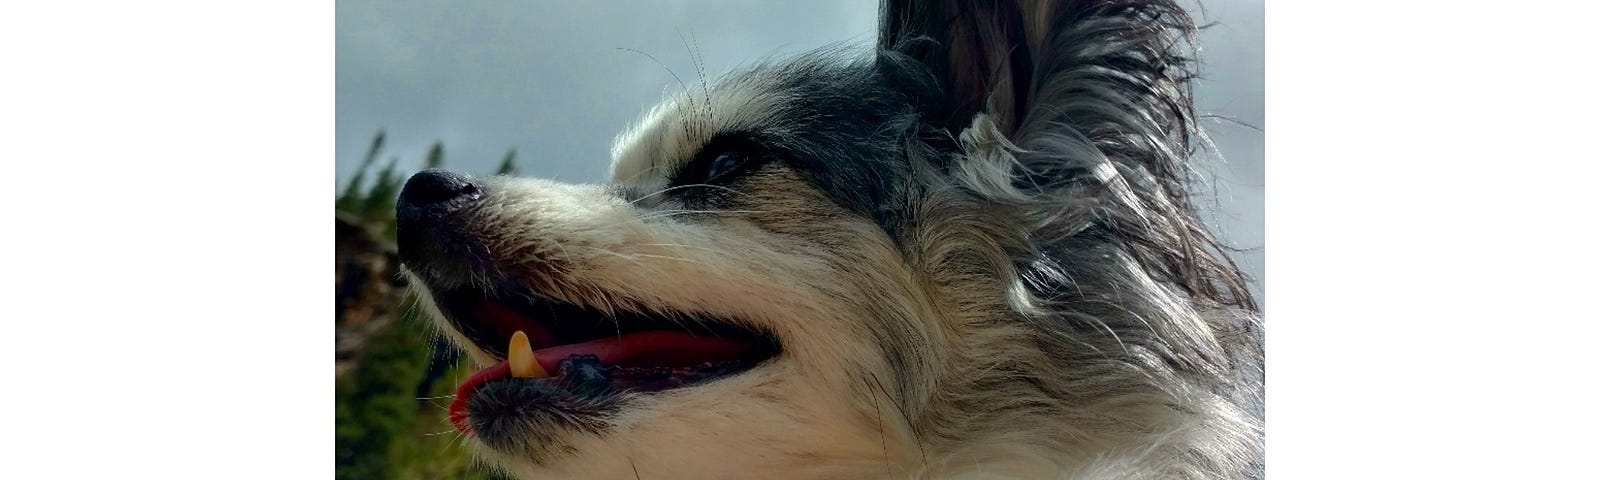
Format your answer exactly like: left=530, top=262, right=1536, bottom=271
left=335, top=135, right=518, bottom=480
left=360, top=156, right=402, bottom=220
left=424, top=142, right=444, bottom=170
left=335, top=306, right=431, bottom=480
left=338, top=130, right=386, bottom=212
left=496, top=149, right=519, bottom=176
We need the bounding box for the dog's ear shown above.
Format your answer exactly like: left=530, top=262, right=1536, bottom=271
left=877, top=0, right=1039, bottom=134
left=882, top=1, right=1255, bottom=309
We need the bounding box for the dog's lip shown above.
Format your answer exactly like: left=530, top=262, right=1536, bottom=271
left=435, top=287, right=781, bottom=437
left=446, top=331, right=754, bottom=435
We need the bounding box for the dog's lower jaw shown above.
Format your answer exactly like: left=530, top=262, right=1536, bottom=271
left=480, top=419, right=1245, bottom=480
left=462, top=341, right=1258, bottom=480
left=472, top=368, right=927, bottom=480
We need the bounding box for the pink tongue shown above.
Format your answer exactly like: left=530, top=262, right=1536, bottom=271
left=448, top=330, right=752, bottom=436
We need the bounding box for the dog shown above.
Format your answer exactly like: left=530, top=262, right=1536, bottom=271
left=394, top=0, right=1263, bottom=478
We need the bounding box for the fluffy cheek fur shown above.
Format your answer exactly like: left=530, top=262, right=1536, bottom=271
left=415, top=169, right=944, bottom=478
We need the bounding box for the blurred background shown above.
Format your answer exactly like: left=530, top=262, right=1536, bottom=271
left=334, top=1, right=1262, bottom=478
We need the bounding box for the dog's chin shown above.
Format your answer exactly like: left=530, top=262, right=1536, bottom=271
left=473, top=363, right=819, bottom=478
left=464, top=359, right=796, bottom=470
left=468, top=356, right=912, bottom=480
left=411, top=277, right=785, bottom=465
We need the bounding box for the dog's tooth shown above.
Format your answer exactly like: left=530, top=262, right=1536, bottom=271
left=508, top=331, right=547, bottom=378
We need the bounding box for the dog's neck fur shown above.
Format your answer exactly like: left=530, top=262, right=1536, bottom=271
left=873, top=2, right=1264, bottom=474
left=864, top=112, right=1264, bottom=477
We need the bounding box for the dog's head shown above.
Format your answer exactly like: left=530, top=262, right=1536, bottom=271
left=397, top=1, right=1261, bottom=478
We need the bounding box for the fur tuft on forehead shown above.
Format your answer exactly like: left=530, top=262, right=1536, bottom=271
left=608, top=51, right=928, bottom=227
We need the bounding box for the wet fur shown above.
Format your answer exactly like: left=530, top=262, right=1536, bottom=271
left=409, top=0, right=1263, bottom=478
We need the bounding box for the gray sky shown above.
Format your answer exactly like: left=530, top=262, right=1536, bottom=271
left=336, top=0, right=1263, bottom=298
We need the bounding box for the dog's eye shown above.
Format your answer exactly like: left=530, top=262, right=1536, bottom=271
left=671, top=134, right=767, bottom=190
left=703, top=151, right=749, bottom=182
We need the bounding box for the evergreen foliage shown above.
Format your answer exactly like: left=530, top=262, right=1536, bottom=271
left=337, top=130, right=385, bottom=212
left=424, top=142, right=445, bottom=170
left=335, top=130, right=517, bottom=479
left=496, top=149, right=518, bottom=176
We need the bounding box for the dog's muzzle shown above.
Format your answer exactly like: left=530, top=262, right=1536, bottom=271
left=391, top=169, right=781, bottom=440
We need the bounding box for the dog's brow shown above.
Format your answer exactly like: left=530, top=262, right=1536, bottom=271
left=608, top=81, right=777, bottom=188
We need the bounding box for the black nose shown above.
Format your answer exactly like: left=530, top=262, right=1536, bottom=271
left=399, top=169, right=480, bottom=209
left=396, top=170, right=484, bottom=285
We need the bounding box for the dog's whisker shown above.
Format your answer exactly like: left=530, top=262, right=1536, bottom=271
left=670, top=183, right=744, bottom=196
left=615, top=47, right=692, bottom=115
left=865, top=374, right=897, bottom=477
left=634, top=242, right=719, bottom=252
left=565, top=247, right=711, bottom=274
left=610, top=165, right=663, bottom=192
left=632, top=209, right=768, bottom=223
left=616, top=253, right=708, bottom=267
left=625, top=183, right=750, bottom=206
left=563, top=245, right=654, bottom=270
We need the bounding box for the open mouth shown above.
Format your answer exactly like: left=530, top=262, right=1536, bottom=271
left=432, top=286, right=780, bottom=436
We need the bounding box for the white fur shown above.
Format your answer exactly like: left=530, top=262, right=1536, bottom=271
left=407, top=1, right=1263, bottom=477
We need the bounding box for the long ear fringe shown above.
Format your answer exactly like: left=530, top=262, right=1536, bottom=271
left=885, top=0, right=1256, bottom=310
left=880, top=0, right=1035, bottom=132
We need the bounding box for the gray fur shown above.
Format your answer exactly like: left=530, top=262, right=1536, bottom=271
left=409, top=0, right=1263, bottom=477
left=702, top=0, right=1267, bottom=475
left=880, top=1, right=1265, bottom=476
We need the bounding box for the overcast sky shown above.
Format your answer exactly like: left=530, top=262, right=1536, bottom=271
left=335, top=0, right=1263, bottom=298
